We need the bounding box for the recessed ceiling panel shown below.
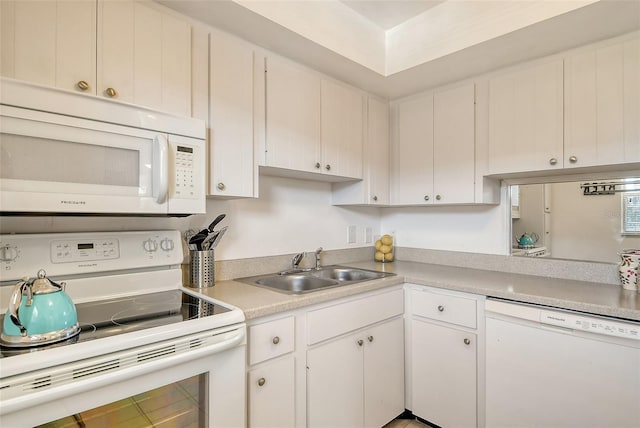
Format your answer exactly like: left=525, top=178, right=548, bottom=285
left=341, top=0, right=445, bottom=29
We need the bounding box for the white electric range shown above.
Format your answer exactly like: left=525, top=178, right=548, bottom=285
left=0, top=230, right=246, bottom=428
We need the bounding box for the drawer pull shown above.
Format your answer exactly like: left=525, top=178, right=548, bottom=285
left=272, top=336, right=280, bottom=345
left=357, top=339, right=364, bottom=346
left=77, top=80, right=90, bottom=91
left=437, top=305, right=445, bottom=312
left=105, top=87, right=117, bottom=97
left=464, top=338, right=471, bottom=345
left=257, top=378, right=266, bottom=387
left=367, top=336, right=374, bottom=343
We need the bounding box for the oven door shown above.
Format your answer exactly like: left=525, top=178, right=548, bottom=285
left=0, top=105, right=170, bottom=214
left=0, top=325, right=246, bottom=428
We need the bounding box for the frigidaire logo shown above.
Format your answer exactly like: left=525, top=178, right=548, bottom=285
left=61, top=200, right=86, bottom=205
left=78, top=263, right=98, bottom=268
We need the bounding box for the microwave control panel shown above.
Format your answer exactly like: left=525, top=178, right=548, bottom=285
left=174, top=145, right=196, bottom=199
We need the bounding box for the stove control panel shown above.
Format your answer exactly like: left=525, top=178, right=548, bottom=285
left=0, top=230, right=183, bottom=281
left=51, top=239, right=120, bottom=263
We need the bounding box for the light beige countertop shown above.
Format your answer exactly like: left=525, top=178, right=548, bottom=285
left=190, top=260, right=640, bottom=322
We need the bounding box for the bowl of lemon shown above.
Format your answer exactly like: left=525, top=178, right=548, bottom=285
left=374, top=234, right=394, bottom=263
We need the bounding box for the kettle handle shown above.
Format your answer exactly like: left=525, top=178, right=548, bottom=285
left=8, top=278, right=29, bottom=336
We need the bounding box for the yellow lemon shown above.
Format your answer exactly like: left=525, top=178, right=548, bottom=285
left=374, top=240, right=382, bottom=250
left=384, top=252, right=394, bottom=262
left=380, top=245, right=391, bottom=254
left=381, top=235, right=393, bottom=245
left=374, top=251, right=384, bottom=261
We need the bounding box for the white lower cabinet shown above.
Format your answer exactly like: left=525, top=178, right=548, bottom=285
left=248, top=356, right=296, bottom=428
left=407, top=285, right=484, bottom=428
left=307, top=317, right=404, bottom=428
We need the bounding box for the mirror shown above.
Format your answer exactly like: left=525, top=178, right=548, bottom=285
left=510, top=179, right=640, bottom=263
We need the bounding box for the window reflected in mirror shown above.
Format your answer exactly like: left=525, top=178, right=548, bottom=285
left=510, top=178, right=640, bottom=263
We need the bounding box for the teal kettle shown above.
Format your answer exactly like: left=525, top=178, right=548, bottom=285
left=514, top=232, right=539, bottom=249
left=1, top=269, right=80, bottom=347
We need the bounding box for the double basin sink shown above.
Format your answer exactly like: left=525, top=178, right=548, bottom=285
left=238, top=266, right=395, bottom=294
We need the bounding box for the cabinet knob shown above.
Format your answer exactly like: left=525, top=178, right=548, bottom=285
left=217, top=182, right=226, bottom=191
left=257, top=378, right=266, bottom=387
left=272, top=336, right=280, bottom=345
left=372, top=196, right=378, bottom=201
left=367, top=335, right=374, bottom=343
left=315, top=162, right=321, bottom=169
left=325, top=164, right=331, bottom=171
left=549, top=158, right=558, bottom=165
left=424, top=195, right=430, bottom=201
left=569, top=156, right=578, bottom=163
left=464, top=338, right=471, bottom=345
left=437, top=305, right=445, bottom=312
left=357, top=339, right=364, bottom=346
left=436, top=195, right=442, bottom=201
left=77, top=80, right=90, bottom=91
left=105, top=87, right=117, bottom=97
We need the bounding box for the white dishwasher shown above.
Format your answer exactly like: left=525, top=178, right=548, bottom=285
left=485, top=298, right=640, bottom=428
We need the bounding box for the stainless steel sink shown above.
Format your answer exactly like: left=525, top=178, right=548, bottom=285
left=238, top=266, right=395, bottom=294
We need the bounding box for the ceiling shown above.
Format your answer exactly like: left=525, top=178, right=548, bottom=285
left=340, top=0, right=444, bottom=30
left=159, top=0, right=640, bottom=99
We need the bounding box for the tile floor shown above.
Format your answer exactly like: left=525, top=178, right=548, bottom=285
left=383, top=417, right=431, bottom=428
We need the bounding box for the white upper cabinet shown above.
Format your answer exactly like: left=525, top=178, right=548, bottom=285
left=390, top=92, right=434, bottom=205
left=263, top=55, right=364, bottom=181
left=433, top=83, right=476, bottom=204
left=1, top=0, right=96, bottom=92
left=264, top=55, right=321, bottom=173
left=98, top=0, right=191, bottom=116
left=332, top=96, right=389, bottom=206
left=488, top=58, right=564, bottom=175
left=391, top=82, right=477, bottom=205
left=565, top=36, right=640, bottom=168
left=207, top=30, right=256, bottom=198
left=320, top=79, right=364, bottom=179
left=1, top=0, right=191, bottom=117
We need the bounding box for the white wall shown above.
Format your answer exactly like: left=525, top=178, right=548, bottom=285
left=0, top=176, right=380, bottom=261
left=380, top=187, right=510, bottom=256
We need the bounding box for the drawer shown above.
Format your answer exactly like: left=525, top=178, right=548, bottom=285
left=249, top=316, right=295, bottom=365
left=307, top=288, right=404, bottom=345
left=411, top=289, right=477, bottom=329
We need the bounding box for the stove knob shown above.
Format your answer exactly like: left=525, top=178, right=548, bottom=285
left=0, top=245, right=18, bottom=262
left=143, top=239, right=158, bottom=252
left=160, top=238, right=174, bottom=251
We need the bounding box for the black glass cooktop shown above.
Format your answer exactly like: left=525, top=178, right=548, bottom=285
left=0, top=290, right=230, bottom=357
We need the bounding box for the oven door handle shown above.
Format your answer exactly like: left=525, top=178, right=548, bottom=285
left=152, top=134, right=169, bottom=204
left=0, top=327, right=245, bottom=417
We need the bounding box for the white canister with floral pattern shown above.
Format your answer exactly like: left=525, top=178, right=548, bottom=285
left=618, top=249, right=640, bottom=291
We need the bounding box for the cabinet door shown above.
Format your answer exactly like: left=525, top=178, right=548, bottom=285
left=307, top=333, right=363, bottom=428
left=412, top=320, right=476, bottom=428
left=248, top=357, right=295, bottom=428
left=565, top=38, right=640, bottom=167
left=364, top=317, right=404, bottom=428
left=367, top=97, right=390, bottom=205
left=390, top=93, right=434, bottom=205
left=0, top=0, right=96, bottom=92
left=433, top=83, right=475, bottom=204
left=265, top=56, right=321, bottom=173
left=209, top=31, right=255, bottom=198
left=98, top=0, right=191, bottom=116
left=321, top=79, right=363, bottom=179
left=488, top=59, right=564, bottom=174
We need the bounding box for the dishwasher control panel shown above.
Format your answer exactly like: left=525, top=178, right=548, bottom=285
left=540, top=310, right=640, bottom=341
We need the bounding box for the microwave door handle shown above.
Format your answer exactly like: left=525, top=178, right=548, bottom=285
left=152, top=135, right=169, bottom=204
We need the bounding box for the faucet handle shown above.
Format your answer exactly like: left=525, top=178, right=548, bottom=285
left=315, top=247, right=323, bottom=254
left=292, top=252, right=305, bottom=268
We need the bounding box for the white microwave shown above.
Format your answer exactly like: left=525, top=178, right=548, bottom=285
left=0, top=79, right=205, bottom=216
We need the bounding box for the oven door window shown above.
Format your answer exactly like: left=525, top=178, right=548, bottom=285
left=36, top=374, right=209, bottom=428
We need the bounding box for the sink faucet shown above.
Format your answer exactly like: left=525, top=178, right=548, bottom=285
left=314, top=247, right=323, bottom=270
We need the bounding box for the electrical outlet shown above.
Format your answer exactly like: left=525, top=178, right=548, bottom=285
left=347, top=225, right=357, bottom=244
left=365, top=227, right=373, bottom=244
